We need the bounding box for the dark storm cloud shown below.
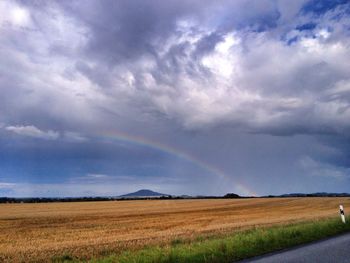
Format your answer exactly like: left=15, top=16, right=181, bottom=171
left=1, top=0, right=350, bottom=196
left=62, top=0, right=350, bottom=136
left=56, top=0, right=206, bottom=63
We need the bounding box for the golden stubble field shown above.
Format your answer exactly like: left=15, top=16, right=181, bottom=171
left=1, top=197, right=349, bottom=262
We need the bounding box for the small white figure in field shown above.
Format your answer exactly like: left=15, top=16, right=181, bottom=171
left=340, top=205, right=346, bottom=224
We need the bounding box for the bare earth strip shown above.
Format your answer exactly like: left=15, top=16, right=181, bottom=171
left=0, top=198, right=349, bottom=262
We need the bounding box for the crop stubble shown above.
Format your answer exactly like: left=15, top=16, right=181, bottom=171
left=1, top=197, right=349, bottom=262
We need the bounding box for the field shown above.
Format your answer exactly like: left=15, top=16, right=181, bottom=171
left=1, top=197, right=350, bottom=262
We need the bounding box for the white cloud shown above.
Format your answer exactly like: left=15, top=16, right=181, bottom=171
left=73, top=174, right=135, bottom=182
left=1, top=1, right=350, bottom=136
left=5, top=125, right=59, bottom=140
left=201, top=33, right=240, bottom=78
left=0, top=1, right=32, bottom=28
left=63, top=131, right=87, bottom=142
left=86, top=173, right=110, bottom=179
left=136, top=9, right=350, bottom=133
left=0, top=182, right=16, bottom=188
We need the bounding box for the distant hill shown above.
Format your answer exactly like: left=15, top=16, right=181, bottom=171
left=223, top=193, right=241, bottom=198
left=119, top=189, right=168, bottom=198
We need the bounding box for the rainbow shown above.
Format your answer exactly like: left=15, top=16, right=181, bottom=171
left=95, top=131, right=257, bottom=197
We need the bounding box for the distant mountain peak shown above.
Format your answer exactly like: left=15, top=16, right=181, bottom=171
left=119, top=189, right=168, bottom=197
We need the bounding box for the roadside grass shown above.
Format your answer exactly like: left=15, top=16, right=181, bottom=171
left=53, top=216, right=350, bottom=263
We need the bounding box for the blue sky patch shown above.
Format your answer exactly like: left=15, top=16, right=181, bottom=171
left=302, top=0, right=348, bottom=15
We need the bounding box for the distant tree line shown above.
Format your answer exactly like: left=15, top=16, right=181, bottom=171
left=0, top=194, right=244, bottom=203
left=0, top=197, right=114, bottom=203
left=264, top=192, right=350, bottom=198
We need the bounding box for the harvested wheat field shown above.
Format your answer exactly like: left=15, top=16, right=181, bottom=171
left=1, top=197, right=349, bottom=262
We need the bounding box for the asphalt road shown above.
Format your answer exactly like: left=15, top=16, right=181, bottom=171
left=240, top=232, right=350, bottom=263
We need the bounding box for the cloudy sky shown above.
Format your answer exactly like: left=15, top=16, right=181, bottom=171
left=1, top=0, right=350, bottom=197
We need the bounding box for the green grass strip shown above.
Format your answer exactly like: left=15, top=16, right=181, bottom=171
left=60, top=216, right=350, bottom=263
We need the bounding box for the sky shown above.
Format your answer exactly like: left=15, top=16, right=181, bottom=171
left=1, top=0, right=350, bottom=197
